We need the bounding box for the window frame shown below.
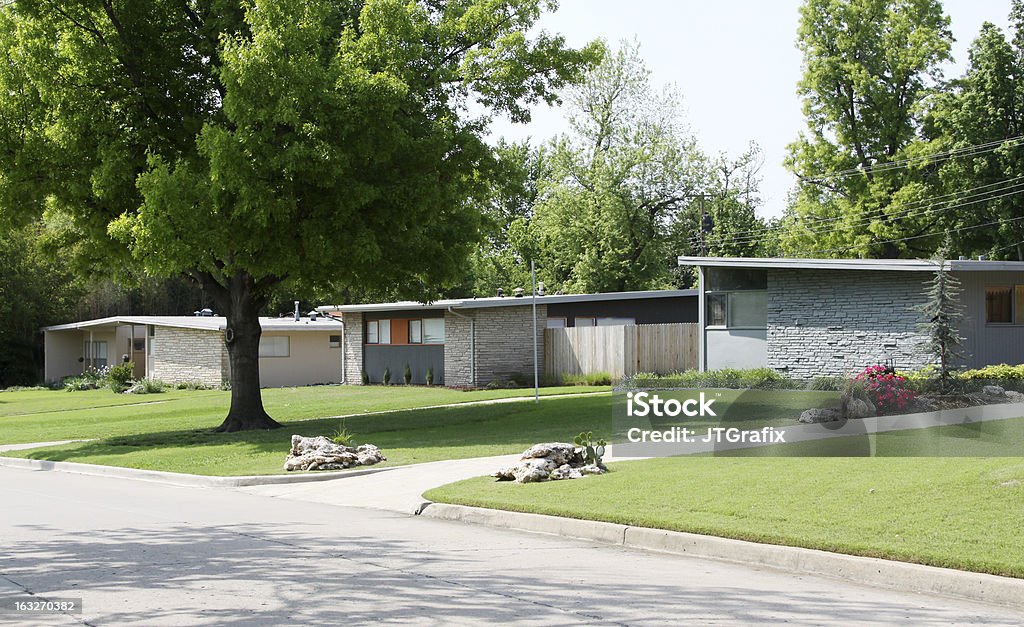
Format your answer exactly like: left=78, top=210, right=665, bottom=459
left=575, top=316, right=597, bottom=327
left=409, top=319, right=423, bottom=344
left=986, top=285, right=1016, bottom=325
left=422, top=318, right=445, bottom=344
left=328, top=335, right=341, bottom=348
left=546, top=316, right=567, bottom=328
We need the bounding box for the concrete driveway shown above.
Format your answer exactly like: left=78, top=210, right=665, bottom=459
left=1, top=467, right=1021, bottom=625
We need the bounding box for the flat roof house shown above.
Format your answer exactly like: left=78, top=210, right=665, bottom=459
left=319, top=289, right=697, bottom=387
left=44, top=315, right=343, bottom=388
left=678, top=256, right=1024, bottom=378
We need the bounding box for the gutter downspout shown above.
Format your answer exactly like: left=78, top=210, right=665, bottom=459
left=447, top=307, right=475, bottom=387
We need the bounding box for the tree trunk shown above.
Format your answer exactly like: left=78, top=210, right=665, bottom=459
left=215, top=274, right=281, bottom=432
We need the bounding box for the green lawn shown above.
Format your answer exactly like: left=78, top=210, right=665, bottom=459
left=3, top=389, right=616, bottom=475
left=426, top=418, right=1024, bottom=578
left=0, top=385, right=607, bottom=445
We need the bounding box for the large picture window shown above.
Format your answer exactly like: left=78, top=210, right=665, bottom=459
left=985, top=286, right=1024, bottom=324
left=259, top=336, right=289, bottom=358
left=84, top=341, right=108, bottom=368
left=423, top=318, right=444, bottom=344
left=706, top=291, right=767, bottom=328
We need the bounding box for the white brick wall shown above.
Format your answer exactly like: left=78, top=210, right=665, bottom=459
left=150, top=327, right=227, bottom=387
left=341, top=312, right=364, bottom=384
left=444, top=304, right=546, bottom=387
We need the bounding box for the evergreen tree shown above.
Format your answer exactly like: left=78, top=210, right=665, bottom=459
left=917, top=239, right=966, bottom=392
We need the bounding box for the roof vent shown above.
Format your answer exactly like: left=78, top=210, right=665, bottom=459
left=537, top=282, right=545, bottom=296
left=513, top=287, right=524, bottom=298
left=193, top=310, right=202, bottom=317
left=200, top=308, right=214, bottom=317
left=979, top=255, right=987, bottom=261
left=308, top=310, right=318, bottom=322
left=496, top=288, right=504, bottom=298
left=294, top=300, right=300, bottom=322
left=958, top=256, right=967, bottom=261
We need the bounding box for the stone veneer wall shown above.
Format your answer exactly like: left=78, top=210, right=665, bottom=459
left=766, top=269, right=931, bottom=379
left=341, top=312, right=364, bottom=384
left=444, top=304, right=547, bottom=387
left=150, top=326, right=227, bottom=387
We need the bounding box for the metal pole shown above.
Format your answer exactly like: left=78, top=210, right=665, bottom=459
left=532, top=260, right=539, bottom=403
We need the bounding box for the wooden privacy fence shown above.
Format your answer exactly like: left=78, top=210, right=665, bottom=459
left=544, top=323, right=698, bottom=379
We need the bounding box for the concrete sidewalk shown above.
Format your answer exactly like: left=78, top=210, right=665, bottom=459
left=239, top=453, right=521, bottom=513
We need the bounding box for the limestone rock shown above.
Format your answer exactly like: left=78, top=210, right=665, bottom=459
left=798, top=408, right=840, bottom=424
left=983, top=385, right=1006, bottom=397
left=1005, top=390, right=1024, bottom=402
left=284, top=435, right=386, bottom=472
left=493, top=442, right=606, bottom=483
left=844, top=397, right=875, bottom=419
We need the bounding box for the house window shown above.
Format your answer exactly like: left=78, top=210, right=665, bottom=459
left=409, top=319, right=423, bottom=344
left=423, top=318, right=444, bottom=344
left=84, top=341, right=108, bottom=368
left=547, top=317, right=567, bottom=328
left=132, top=339, right=145, bottom=352
left=329, top=335, right=341, bottom=348
left=597, top=317, right=636, bottom=326
left=706, top=291, right=767, bottom=328
left=259, top=336, right=290, bottom=358
left=986, top=287, right=1013, bottom=323
left=575, top=317, right=596, bottom=327
left=366, top=319, right=391, bottom=344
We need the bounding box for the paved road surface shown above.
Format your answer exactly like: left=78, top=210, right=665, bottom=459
left=1, top=468, right=1021, bottom=625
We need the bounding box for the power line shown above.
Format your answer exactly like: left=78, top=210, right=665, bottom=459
left=804, top=214, right=1024, bottom=256
left=712, top=178, right=1024, bottom=246
left=800, top=135, right=1024, bottom=183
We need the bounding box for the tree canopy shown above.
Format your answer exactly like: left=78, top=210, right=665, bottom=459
left=0, top=0, right=599, bottom=429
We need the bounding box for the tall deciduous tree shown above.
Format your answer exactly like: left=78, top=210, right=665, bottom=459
left=530, top=42, right=705, bottom=293
left=923, top=8, right=1024, bottom=259
left=783, top=0, right=952, bottom=258
left=0, top=0, right=598, bottom=430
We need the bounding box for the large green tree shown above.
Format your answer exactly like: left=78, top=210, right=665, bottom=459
left=0, top=0, right=598, bottom=430
left=922, top=7, right=1024, bottom=259
left=783, top=0, right=952, bottom=258
left=529, top=42, right=705, bottom=293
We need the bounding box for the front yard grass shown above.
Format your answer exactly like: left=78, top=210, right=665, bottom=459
left=0, top=384, right=608, bottom=445
left=426, top=418, right=1024, bottom=578
left=4, top=392, right=618, bottom=475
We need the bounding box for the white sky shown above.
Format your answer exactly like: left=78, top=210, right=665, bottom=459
left=487, top=0, right=1014, bottom=219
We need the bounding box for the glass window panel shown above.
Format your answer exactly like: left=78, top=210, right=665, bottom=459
left=706, top=267, right=767, bottom=291
left=546, top=317, right=566, bottom=328
left=423, top=318, right=444, bottom=344
left=706, top=294, right=727, bottom=327
left=329, top=335, right=341, bottom=348
left=409, top=319, right=423, bottom=343
left=259, top=336, right=289, bottom=357
left=597, top=317, right=636, bottom=326
left=986, top=287, right=1013, bottom=323
left=378, top=319, right=391, bottom=344
left=575, top=317, right=596, bottom=327
left=728, top=291, right=768, bottom=328
left=1015, top=286, right=1024, bottom=325
left=367, top=320, right=379, bottom=344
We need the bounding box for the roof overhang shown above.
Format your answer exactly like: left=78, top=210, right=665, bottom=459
left=318, top=289, right=697, bottom=314
left=677, top=256, right=1024, bottom=273
left=43, top=316, right=342, bottom=333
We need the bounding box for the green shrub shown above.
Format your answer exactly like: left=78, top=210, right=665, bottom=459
left=128, top=378, right=167, bottom=394
left=107, top=362, right=135, bottom=386
left=63, top=376, right=98, bottom=391
left=808, top=376, right=846, bottom=391
left=219, top=380, right=232, bottom=391
left=627, top=368, right=798, bottom=390
left=403, top=363, right=412, bottom=385
left=361, top=370, right=369, bottom=385
left=383, top=367, right=391, bottom=385
left=175, top=380, right=210, bottom=390
left=562, top=371, right=613, bottom=386
left=331, top=420, right=356, bottom=446
left=425, top=368, right=434, bottom=386
left=960, top=364, right=1024, bottom=380
left=505, top=372, right=529, bottom=387
left=1, top=385, right=51, bottom=392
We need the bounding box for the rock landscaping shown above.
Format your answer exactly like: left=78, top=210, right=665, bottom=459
left=493, top=442, right=606, bottom=483
left=284, top=435, right=386, bottom=471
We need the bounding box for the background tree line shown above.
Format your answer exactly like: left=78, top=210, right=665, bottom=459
left=4, top=0, right=1024, bottom=388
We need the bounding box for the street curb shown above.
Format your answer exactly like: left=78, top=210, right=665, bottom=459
left=0, top=455, right=396, bottom=487
left=418, top=503, right=1024, bottom=611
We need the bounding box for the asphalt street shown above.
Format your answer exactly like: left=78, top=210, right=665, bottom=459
left=1, top=467, right=1021, bottom=626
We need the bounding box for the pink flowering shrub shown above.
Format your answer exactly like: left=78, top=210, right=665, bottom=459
left=854, top=365, right=917, bottom=414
